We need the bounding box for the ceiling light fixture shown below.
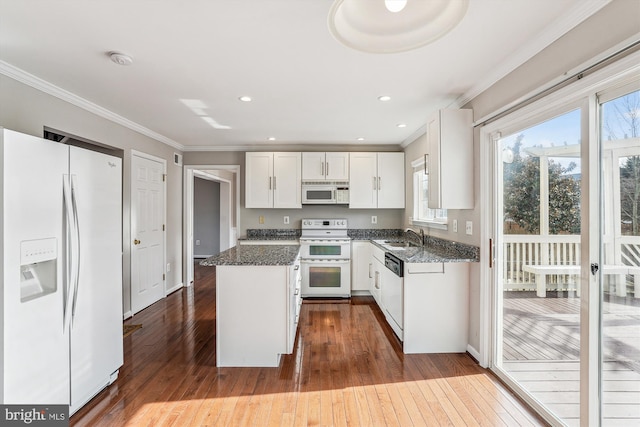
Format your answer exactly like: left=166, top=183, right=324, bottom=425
left=384, top=0, right=406, bottom=13
left=268, top=137, right=276, bottom=141
left=238, top=96, right=252, bottom=102
left=109, top=51, right=133, bottom=66
left=397, top=123, right=407, bottom=128
left=378, top=95, right=391, bottom=102
left=328, top=0, right=469, bottom=53
left=356, top=137, right=365, bottom=141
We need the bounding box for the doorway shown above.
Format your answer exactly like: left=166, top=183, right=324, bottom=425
left=183, top=165, right=240, bottom=286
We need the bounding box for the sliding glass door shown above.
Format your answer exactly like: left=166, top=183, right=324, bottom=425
left=489, top=76, right=640, bottom=425
left=599, top=86, right=640, bottom=425
left=494, top=108, right=584, bottom=425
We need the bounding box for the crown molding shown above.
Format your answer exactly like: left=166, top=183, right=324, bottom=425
left=0, top=60, right=185, bottom=151
left=455, top=0, right=612, bottom=108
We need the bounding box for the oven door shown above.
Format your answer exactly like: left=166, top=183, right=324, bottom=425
left=299, top=239, right=351, bottom=259
left=301, top=259, right=351, bottom=298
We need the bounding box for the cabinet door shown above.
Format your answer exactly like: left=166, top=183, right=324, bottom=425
left=372, top=257, right=384, bottom=308
left=426, top=109, right=473, bottom=209
left=301, top=152, right=325, bottom=180
left=351, top=241, right=372, bottom=292
left=245, top=152, right=273, bottom=208
left=273, top=152, right=302, bottom=208
left=349, top=152, right=377, bottom=208
left=325, top=152, right=349, bottom=181
left=377, top=152, right=405, bottom=209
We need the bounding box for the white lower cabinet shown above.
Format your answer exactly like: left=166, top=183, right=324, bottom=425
left=371, top=245, right=385, bottom=308
left=215, top=258, right=301, bottom=367
left=403, top=262, right=469, bottom=353
left=366, top=243, right=470, bottom=354
left=351, top=241, right=372, bottom=294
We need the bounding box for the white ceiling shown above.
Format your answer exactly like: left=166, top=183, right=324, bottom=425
left=0, top=0, right=609, bottom=151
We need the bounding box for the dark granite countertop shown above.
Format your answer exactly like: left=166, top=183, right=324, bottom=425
left=235, top=228, right=479, bottom=264
left=371, top=239, right=479, bottom=263
left=200, top=244, right=300, bottom=266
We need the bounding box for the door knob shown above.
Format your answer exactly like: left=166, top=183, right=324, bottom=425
left=134, top=239, right=141, bottom=245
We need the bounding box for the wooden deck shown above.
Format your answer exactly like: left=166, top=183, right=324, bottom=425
left=502, top=291, right=640, bottom=426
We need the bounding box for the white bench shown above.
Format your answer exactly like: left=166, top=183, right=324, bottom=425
left=522, top=264, right=640, bottom=297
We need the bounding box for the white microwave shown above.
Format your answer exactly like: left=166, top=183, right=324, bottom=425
left=302, top=183, right=349, bottom=204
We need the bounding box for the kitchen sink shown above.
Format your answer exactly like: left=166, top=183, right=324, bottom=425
left=375, top=240, right=421, bottom=250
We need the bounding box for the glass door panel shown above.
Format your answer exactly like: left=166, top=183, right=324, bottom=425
left=599, top=88, right=640, bottom=425
left=496, top=109, right=582, bottom=425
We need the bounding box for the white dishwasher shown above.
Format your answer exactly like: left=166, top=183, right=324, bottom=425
left=382, top=252, right=404, bottom=340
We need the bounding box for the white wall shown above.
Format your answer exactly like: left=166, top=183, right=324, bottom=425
left=0, top=74, right=183, bottom=316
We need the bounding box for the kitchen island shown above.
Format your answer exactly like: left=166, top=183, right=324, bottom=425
left=201, top=244, right=301, bottom=367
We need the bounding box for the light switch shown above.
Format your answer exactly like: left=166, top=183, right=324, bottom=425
left=371, top=216, right=377, bottom=224
left=453, top=219, right=458, bottom=233
left=465, top=221, right=473, bottom=235
left=284, top=216, right=290, bottom=224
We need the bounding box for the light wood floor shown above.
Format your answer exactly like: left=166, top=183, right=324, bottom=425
left=70, top=263, right=546, bottom=426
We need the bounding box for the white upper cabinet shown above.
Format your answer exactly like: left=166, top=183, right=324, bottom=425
left=349, top=152, right=404, bottom=209
left=302, top=152, right=349, bottom=181
left=245, top=152, right=302, bottom=209
left=377, top=152, right=405, bottom=209
left=426, top=109, right=473, bottom=209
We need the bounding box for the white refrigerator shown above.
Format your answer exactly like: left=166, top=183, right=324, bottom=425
left=0, top=128, right=123, bottom=415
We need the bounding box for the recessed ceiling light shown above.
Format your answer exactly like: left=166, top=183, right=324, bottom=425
left=267, top=137, right=276, bottom=141
left=356, top=137, right=365, bottom=141
left=238, top=96, right=252, bottom=102
left=397, top=123, right=407, bottom=128
left=378, top=95, right=391, bottom=102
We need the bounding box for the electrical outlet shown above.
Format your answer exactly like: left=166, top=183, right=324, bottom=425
left=195, top=239, right=201, bottom=246
left=453, top=219, right=458, bottom=233
left=259, top=215, right=264, bottom=224
left=284, top=216, right=290, bottom=224
left=371, top=215, right=377, bottom=224
left=465, top=221, right=473, bottom=235
left=166, top=263, right=171, bottom=272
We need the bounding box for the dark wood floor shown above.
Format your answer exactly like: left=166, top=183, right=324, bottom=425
left=70, top=263, right=546, bottom=426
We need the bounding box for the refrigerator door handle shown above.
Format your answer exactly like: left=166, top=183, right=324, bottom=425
left=70, top=175, right=81, bottom=325
left=62, top=174, right=75, bottom=330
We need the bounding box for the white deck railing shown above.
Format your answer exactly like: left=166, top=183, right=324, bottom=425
left=502, top=234, right=640, bottom=296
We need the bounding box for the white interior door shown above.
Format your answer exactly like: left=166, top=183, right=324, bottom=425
left=131, top=152, right=165, bottom=314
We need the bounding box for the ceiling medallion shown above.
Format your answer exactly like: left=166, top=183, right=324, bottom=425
left=328, top=0, right=469, bottom=54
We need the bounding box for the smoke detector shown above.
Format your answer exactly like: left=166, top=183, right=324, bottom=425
left=109, top=52, right=133, bottom=66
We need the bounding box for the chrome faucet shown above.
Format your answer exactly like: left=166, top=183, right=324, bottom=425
left=404, top=227, right=424, bottom=246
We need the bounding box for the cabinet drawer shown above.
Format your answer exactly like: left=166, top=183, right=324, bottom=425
left=406, top=263, right=444, bottom=274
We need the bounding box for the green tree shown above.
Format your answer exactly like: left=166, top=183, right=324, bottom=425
left=503, top=135, right=581, bottom=234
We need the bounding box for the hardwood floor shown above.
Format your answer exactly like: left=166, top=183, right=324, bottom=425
left=70, top=263, right=546, bottom=426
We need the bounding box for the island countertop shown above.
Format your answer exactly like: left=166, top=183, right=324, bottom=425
left=200, top=244, right=300, bottom=266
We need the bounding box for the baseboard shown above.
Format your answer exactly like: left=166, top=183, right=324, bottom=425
left=467, top=344, right=481, bottom=363
left=166, top=283, right=183, bottom=295
left=350, top=290, right=372, bottom=296
left=123, top=311, right=132, bottom=321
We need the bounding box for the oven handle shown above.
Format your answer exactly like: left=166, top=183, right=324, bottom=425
left=300, top=259, right=351, bottom=264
